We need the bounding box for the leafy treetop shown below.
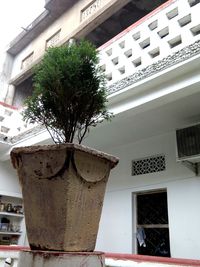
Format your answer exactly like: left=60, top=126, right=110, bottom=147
left=23, top=40, right=112, bottom=144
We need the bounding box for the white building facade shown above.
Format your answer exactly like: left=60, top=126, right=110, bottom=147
left=0, top=0, right=200, bottom=260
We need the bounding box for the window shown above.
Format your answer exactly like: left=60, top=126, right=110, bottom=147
left=133, top=190, right=170, bottom=257
left=21, top=52, right=34, bottom=70
left=46, top=30, right=61, bottom=49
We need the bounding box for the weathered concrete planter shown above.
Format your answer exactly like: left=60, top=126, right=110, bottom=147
left=11, top=144, right=118, bottom=252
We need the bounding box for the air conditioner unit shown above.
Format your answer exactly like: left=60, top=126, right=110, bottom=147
left=176, top=123, right=200, bottom=163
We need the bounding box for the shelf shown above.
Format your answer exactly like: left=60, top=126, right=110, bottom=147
left=0, top=231, right=21, bottom=235
left=0, top=212, right=24, bottom=218
left=0, top=195, right=24, bottom=246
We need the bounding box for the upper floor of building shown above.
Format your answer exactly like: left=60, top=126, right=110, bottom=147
left=5, top=0, right=199, bottom=90
left=0, top=0, right=200, bottom=159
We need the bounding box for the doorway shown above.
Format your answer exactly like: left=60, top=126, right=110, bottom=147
left=133, top=190, right=170, bottom=257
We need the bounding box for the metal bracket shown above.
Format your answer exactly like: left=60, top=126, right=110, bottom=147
left=182, top=161, right=200, bottom=175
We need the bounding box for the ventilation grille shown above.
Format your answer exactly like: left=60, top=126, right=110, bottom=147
left=132, top=155, right=166, bottom=176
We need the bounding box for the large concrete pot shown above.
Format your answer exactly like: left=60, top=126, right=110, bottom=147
left=11, top=144, right=118, bottom=252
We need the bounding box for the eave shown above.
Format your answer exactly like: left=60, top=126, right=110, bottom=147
left=6, top=0, right=76, bottom=56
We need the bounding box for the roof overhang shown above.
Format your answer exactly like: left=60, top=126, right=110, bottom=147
left=45, top=0, right=76, bottom=14
left=7, top=0, right=76, bottom=56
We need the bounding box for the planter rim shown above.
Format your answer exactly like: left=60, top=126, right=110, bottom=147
left=11, top=143, right=119, bottom=169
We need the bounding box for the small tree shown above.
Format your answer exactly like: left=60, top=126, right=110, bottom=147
left=23, top=40, right=112, bottom=144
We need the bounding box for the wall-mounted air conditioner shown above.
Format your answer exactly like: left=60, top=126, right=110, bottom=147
left=176, top=123, right=200, bottom=163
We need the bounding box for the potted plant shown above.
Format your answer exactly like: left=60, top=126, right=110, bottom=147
left=10, top=40, right=119, bottom=252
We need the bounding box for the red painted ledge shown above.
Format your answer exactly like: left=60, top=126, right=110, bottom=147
left=0, top=245, right=29, bottom=251
left=0, top=101, right=18, bottom=110
left=105, top=253, right=200, bottom=266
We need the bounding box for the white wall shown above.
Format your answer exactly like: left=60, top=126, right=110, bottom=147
left=0, top=160, right=21, bottom=197
left=168, top=178, right=200, bottom=259
left=1, top=130, right=199, bottom=258
left=96, top=131, right=200, bottom=260
left=0, top=52, right=13, bottom=102
left=0, top=250, right=19, bottom=267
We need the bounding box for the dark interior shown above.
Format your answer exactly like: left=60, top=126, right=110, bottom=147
left=85, top=0, right=167, bottom=47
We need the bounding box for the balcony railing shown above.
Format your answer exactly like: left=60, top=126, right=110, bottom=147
left=99, top=0, right=200, bottom=94
left=0, top=102, right=35, bottom=140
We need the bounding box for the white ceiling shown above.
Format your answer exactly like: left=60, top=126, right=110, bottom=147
left=84, top=90, right=200, bottom=150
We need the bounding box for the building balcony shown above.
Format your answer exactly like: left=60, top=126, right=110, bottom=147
left=0, top=101, right=41, bottom=156
left=7, top=0, right=200, bottom=125
left=1, top=0, right=200, bottom=157
left=10, top=0, right=200, bottom=93
left=98, top=0, right=200, bottom=95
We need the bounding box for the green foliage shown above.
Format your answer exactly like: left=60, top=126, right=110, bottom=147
left=23, top=40, right=112, bottom=144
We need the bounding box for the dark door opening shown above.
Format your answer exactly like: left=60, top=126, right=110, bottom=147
left=135, top=190, right=170, bottom=257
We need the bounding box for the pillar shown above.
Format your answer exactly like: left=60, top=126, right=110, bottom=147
left=17, top=250, right=105, bottom=267
left=5, top=84, right=15, bottom=105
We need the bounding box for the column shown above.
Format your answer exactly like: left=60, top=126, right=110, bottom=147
left=5, top=84, right=15, bottom=105
left=18, top=250, right=105, bottom=267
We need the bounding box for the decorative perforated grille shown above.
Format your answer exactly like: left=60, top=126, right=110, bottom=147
left=132, top=155, right=166, bottom=176
left=81, top=0, right=101, bottom=21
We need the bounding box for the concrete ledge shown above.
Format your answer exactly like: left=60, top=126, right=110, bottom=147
left=1, top=248, right=200, bottom=267
left=105, top=253, right=200, bottom=266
